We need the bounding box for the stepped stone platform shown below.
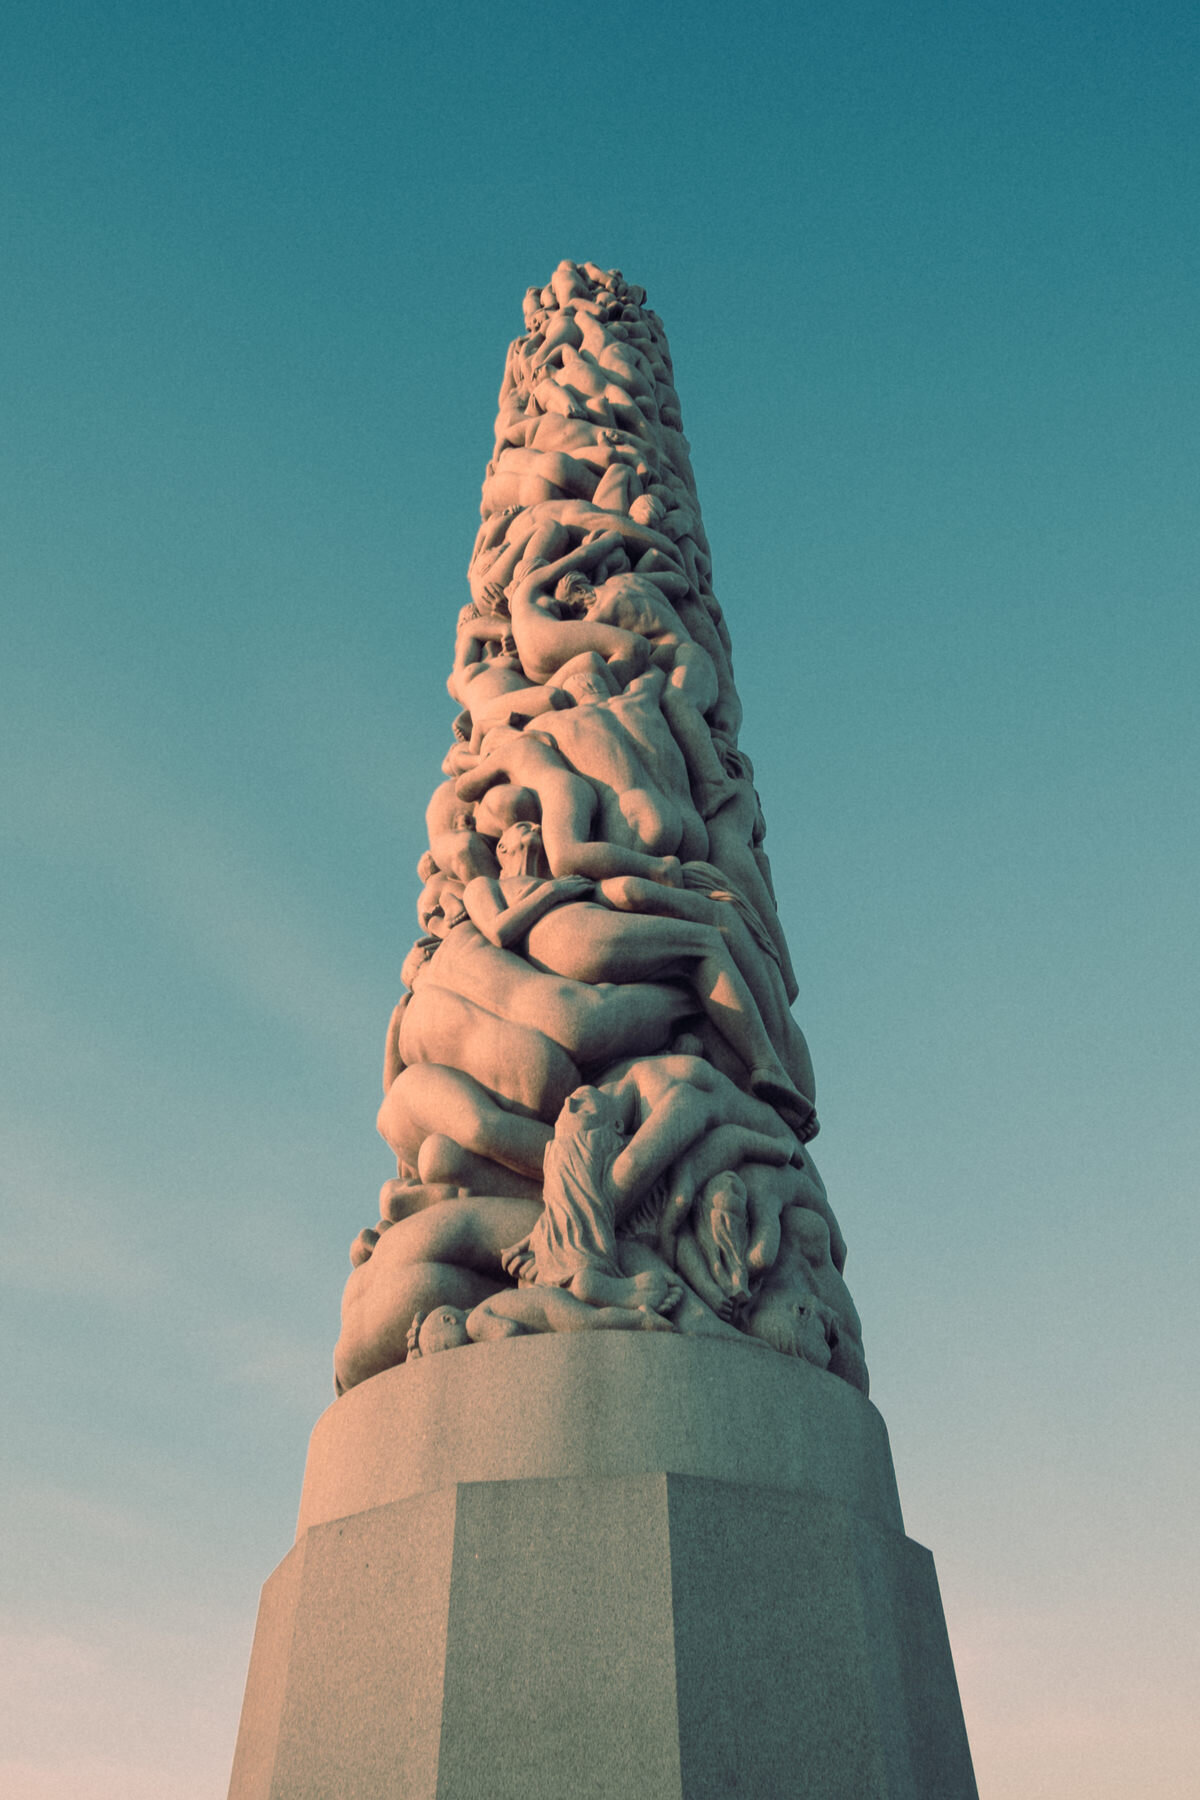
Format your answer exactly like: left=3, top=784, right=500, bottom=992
left=228, top=1334, right=977, bottom=1800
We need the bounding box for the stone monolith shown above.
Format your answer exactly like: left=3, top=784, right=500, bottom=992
left=228, top=260, right=978, bottom=1800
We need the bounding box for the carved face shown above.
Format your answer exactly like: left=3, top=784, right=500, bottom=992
left=746, top=1293, right=834, bottom=1369
left=497, top=820, right=549, bottom=877
left=418, top=1308, right=472, bottom=1355
left=559, top=1085, right=624, bottom=1138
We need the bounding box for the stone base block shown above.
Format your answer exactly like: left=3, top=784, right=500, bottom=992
left=228, top=1336, right=977, bottom=1800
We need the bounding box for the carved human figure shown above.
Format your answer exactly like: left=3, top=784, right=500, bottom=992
left=335, top=1193, right=539, bottom=1390
left=527, top=665, right=709, bottom=865
left=461, top=822, right=807, bottom=1116
left=506, top=535, right=655, bottom=686
left=448, top=605, right=569, bottom=739
left=400, top=985, right=580, bottom=1123
left=455, top=722, right=686, bottom=883
left=479, top=445, right=641, bottom=517
left=334, top=1192, right=676, bottom=1392
left=743, top=1205, right=868, bottom=1391
left=467, top=499, right=692, bottom=612
left=672, top=1172, right=753, bottom=1321
left=425, top=781, right=500, bottom=885
left=553, top=552, right=719, bottom=717
left=600, top=869, right=814, bottom=1105
left=733, top=1153, right=847, bottom=1277
left=378, top=1054, right=554, bottom=1180
left=403, top=909, right=696, bottom=1077
left=502, top=1085, right=684, bottom=1317
left=593, top=1052, right=800, bottom=1219
left=407, top=1291, right=675, bottom=1358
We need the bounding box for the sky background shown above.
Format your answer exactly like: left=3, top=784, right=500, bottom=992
left=2, top=1, right=1197, bottom=1794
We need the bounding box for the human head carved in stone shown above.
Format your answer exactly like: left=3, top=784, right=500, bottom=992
left=745, top=1289, right=837, bottom=1370
left=406, top=1306, right=472, bottom=1360
left=496, top=819, right=551, bottom=878
left=552, top=570, right=595, bottom=618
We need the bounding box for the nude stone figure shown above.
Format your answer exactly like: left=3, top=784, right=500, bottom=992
left=747, top=1143, right=847, bottom=1265
left=455, top=721, right=686, bottom=883
left=467, top=501, right=689, bottom=605
left=744, top=1205, right=868, bottom=1391
left=673, top=1172, right=753, bottom=1321
left=447, top=600, right=564, bottom=730
left=594, top=1052, right=801, bottom=1216
left=335, top=1191, right=680, bottom=1392
left=528, top=665, right=710, bottom=865
left=404, top=909, right=697, bottom=1077
left=407, top=1290, right=675, bottom=1359
left=506, top=536, right=656, bottom=686
left=425, top=781, right=500, bottom=885
left=378, top=1055, right=555, bottom=1180
left=501, top=1086, right=685, bottom=1317
left=551, top=548, right=719, bottom=717
left=461, top=821, right=807, bottom=1117
left=600, top=869, right=815, bottom=1104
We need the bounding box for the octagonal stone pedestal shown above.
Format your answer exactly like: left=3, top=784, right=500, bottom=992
left=227, top=1333, right=978, bottom=1799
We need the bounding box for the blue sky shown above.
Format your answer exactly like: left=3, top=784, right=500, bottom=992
left=2, top=2, right=1197, bottom=1794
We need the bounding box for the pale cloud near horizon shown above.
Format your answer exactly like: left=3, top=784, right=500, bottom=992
left=0, top=1621, right=245, bottom=1800
left=954, top=1599, right=1199, bottom=1800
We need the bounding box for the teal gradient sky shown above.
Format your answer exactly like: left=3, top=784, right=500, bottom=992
left=3, top=3, right=1197, bottom=1794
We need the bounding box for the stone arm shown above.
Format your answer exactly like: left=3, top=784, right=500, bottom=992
left=454, top=750, right=524, bottom=807
left=450, top=609, right=515, bottom=700
left=628, top=563, right=691, bottom=602
left=512, top=529, right=625, bottom=596
left=654, top=1125, right=792, bottom=1265
left=603, top=1078, right=789, bottom=1214
left=509, top=540, right=653, bottom=684
left=739, top=1156, right=848, bottom=1278
left=461, top=874, right=593, bottom=950
left=675, top=1232, right=734, bottom=1320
